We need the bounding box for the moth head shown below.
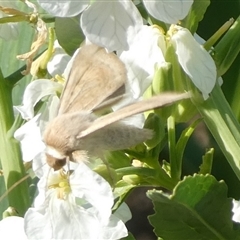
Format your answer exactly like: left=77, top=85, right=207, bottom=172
left=45, top=146, right=67, bottom=171
left=45, top=153, right=67, bottom=171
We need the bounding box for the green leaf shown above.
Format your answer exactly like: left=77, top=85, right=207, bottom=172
left=214, top=16, right=240, bottom=76
left=105, top=151, right=132, bottom=169
left=181, top=0, right=211, bottom=33
left=55, top=15, right=85, bottom=55
left=148, top=174, right=239, bottom=240
left=0, top=3, right=35, bottom=105
left=199, top=148, right=214, bottom=175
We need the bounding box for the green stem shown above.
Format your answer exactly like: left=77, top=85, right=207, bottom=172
left=211, top=84, right=240, bottom=144
left=0, top=69, right=30, bottom=216
left=0, top=15, right=28, bottom=24
left=194, top=86, right=240, bottom=180
left=168, top=116, right=179, bottom=181
left=39, top=27, right=55, bottom=70
left=231, top=70, right=240, bottom=120
left=203, top=18, right=234, bottom=51
left=176, top=118, right=202, bottom=177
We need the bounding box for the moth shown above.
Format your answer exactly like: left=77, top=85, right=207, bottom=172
left=43, top=44, right=189, bottom=170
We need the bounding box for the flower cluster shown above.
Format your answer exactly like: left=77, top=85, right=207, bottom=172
left=1, top=0, right=238, bottom=239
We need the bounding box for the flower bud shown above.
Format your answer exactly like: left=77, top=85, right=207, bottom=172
left=144, top=113, right=165, bottom=149
left=145, top=53, right=196, bottom=122
left=168, top=25, right=217, bottom=100
left=122, top=174, right=141, bottom=185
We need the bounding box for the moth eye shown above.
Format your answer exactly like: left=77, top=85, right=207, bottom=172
left=46, top=153, right=66, bottom=171
left=53, top=159, right=67, bottom=171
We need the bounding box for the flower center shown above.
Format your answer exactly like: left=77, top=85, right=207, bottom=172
left=48, top=169, right=71, bottom=200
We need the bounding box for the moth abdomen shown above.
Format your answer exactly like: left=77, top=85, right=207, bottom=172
left=79, top=122, right=153, bottom=156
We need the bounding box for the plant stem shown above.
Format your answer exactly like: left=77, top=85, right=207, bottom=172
left=194, top=86, right=240, bottom=180
left=0, top=69, right=30, bottom=216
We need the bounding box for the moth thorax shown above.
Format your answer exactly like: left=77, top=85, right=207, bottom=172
left=45, top=153, right=66, bottom=171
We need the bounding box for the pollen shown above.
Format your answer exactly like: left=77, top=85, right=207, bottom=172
left=56, top=181, right=71, bottom=200
left=48, top=169, right=72, bottom=200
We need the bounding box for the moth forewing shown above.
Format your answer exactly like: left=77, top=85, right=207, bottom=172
left=57, top=44, right=127, bottom=115
left=77, top=92, right=190, bottom=139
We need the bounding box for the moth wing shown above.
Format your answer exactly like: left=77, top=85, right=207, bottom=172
left=58, top=44, right=127, bottom=115
left=77, top=92, right=190, bottom=138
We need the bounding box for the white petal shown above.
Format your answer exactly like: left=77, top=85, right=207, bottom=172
left=47, top=42, right=71, bottom=76
left=24, top=204, right=54, bottom=239
left=50, top=195, right=102, bottom=239
left=26, top=165, right=128, bottom=239
left=114, top=202, right=132, bottom=223
left=63, top=48, right=80, bottom=80
left=232, top=199, right=240, bottom=223
left=14, top=79, right=62, bottom=120
left=33, top=171, right=51, bottom=207
left=32, top=152, right=49, bottom=178
left=171, top=26, right=217, bottom=99
left=143, top=0, right=193, bottom=23
left=38, top=95, right=60, bottom=130
left=25, top=193, right=102, bottom=239
left=0, top=217, right=27, bottom=240
left=14, top=114, right=45, bottom=162
left=14, top=94, right=59, bottom=163
left=100, top=214, right=128, bottom=239
left=81, top=0, right=143, bottom=51
left=194, top=33, right=206, bottom=45
left=70, top=162, right=113, bottom=220
left=119, top=25, right=165, bottom=98
left=37, top=0, right=89, bottom=17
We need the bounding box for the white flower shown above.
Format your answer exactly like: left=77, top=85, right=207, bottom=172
left=170, top=26, right=217, bottom=99
left=143, top=0, right=193, bottom=24
left=14, top=79, right=62, bottom=120
left=81, top=0, right=143, bottom=52
left=14, top=114, right=45, bottom=162
left=37, top=0, right=89, bottom=17
left=37, top=0, right=143, bottom=51
left=24, top=162, right=129, bottom=239
left=14, top=80, right=61, bottom=176
left=14, top=97, right=59, bottom=177
left=0, top=216, right=27, bottom=240
left=119, top=25, right=166, bottom=99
